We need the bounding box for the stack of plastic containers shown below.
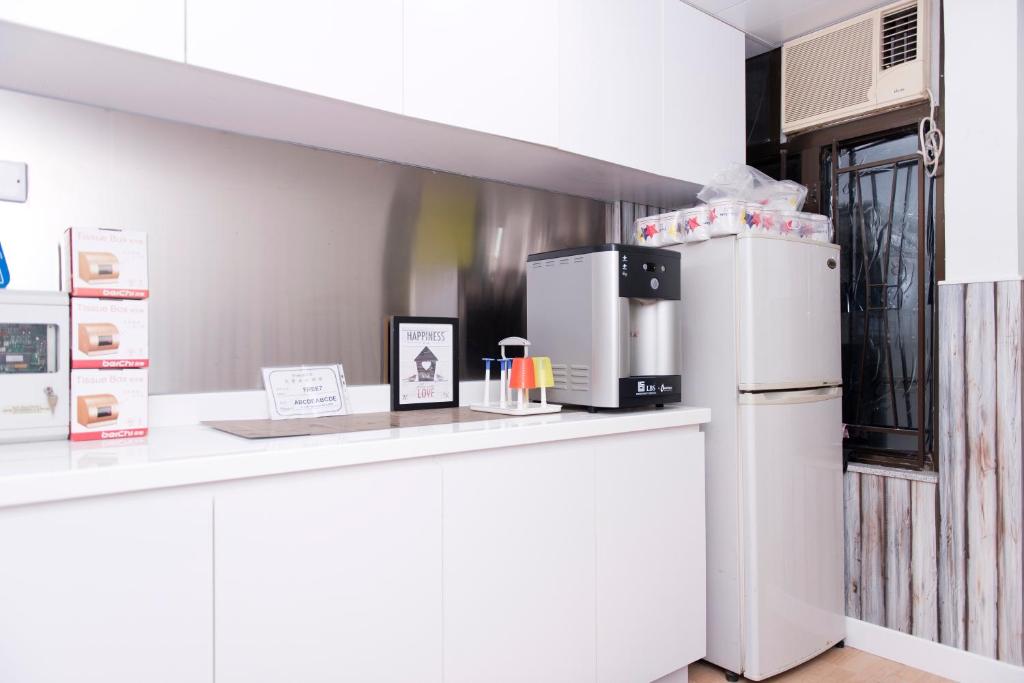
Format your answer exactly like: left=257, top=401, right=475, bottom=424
left=631, top=165, right=834, bottom=247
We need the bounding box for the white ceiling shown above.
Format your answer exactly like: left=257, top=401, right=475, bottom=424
left=684, top=0, right=898, bottom=56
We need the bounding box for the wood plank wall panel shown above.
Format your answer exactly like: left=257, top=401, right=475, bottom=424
left=845, top=471, right=939, bottom=639
left=964, top=283, right=998, bottom=658
left=995, top=281, right=1024, bottom=665
left=844, top=473, right=862, bottom=619
left=859, top=473, right=886, bottom=626
left=884, top=478, right=913, bottom=633
left=937, top=282, right=967, bottom=649
left=848, top=280, right=1024, bottom=665
left=910, top=481, right=938, bottom=642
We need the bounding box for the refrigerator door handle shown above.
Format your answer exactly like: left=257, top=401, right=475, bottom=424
left=737, top=386, right=841, bottom=405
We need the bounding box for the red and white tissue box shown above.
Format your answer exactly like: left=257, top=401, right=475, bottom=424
left=63, top=227, right=149, bottom=299
left=71, top=369, right=148, bottom=441
left=71, top=298, right=149, bottom=369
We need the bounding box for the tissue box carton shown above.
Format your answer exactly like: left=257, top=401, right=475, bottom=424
left=71, top=298, right=149, bottom=369
left=63, top=227, right=149, bottom=299
left=70, top=369, right=148, bottom=441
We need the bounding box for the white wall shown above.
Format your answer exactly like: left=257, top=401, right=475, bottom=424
left=943, top=0, right=1024, bottom=283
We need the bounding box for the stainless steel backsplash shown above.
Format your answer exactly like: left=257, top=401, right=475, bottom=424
left=0, top=89, right=610, bottom=393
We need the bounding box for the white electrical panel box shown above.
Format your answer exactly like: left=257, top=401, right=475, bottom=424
left=0, top=161, right=27, bottom=203
left=0, top=290, right=70, bottom=442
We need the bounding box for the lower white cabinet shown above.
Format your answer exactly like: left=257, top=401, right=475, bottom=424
left=213, top=460, right=444, bottom=683
left=596, top=429, right=706, bottom=683
left=443, top=428, right=706, bottom=683
left=0, top=491, right=214, bottom=683
left=0, top=425, right=705, bottom=683
left=442, top=441, right=597, bottom=683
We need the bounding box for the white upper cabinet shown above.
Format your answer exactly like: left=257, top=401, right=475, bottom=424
left=0, top=0, right=185, bottom=60
left=186, top=0, right=403, bottom=113
left=558, top=0, right=663, bottom=173
left=661, top=0, right=745, bottom=183
left=0, top=0, right=745, bottom=190
left=404, top=1, right=558, bottom=147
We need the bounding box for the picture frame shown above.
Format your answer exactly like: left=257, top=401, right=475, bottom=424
left=389, top=316, right=459, bottom=411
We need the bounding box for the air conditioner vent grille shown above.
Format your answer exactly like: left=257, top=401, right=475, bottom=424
left=784, top=17, right=874, bottom=124
left=881, top=4, right=918, bottom=69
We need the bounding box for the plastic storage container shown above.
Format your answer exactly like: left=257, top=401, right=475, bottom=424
left=799, top=213, right=833, bottom=242
left=634, top=215, right=664, bottom=246
left=707, top=199, right=745, bottom=237
left=677, top=205, right=711, bottom=243
left=662, top=211, right=683, bottom=243
left=743, top=202, right=765, bottom=232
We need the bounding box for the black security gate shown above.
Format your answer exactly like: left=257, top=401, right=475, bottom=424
left=821, top=132, right=936, bottom=470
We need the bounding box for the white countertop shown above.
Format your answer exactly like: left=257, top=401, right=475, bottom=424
left=0, top=405, right=709, bottom=509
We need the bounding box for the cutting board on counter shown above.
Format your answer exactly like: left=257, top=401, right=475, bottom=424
left=203, top=407, right=514, bottom=439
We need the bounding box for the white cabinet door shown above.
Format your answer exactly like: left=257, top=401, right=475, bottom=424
left=442, top=443, right=596, bottom=683
left=558, top=0, right=663, bottom=172
left=595, top=427, right=706, bottom=683
left=214, top=461, right=443, bottom=683
left=0, top=0, right=185, bottom=60
left=661, top=0, right=745, bottom=183
left=403, top=1, right=558, bottom=147
left=0, top=491, right=213, bottom=683
left=187, top=0, right=403, bottom=112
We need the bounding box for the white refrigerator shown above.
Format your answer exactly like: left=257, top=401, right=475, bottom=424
left=674, top=232, right=845, bottom=681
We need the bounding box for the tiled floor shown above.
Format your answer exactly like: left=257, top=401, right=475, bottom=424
left=688, top=646, right=954, bottom=682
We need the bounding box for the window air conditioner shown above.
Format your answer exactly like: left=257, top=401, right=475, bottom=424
left=782, top=1, right=928, bottom=134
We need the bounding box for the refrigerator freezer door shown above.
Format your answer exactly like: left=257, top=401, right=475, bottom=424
left=736, top=235, right=841, bottom=391
left=738, top=387, right=845, bottom=680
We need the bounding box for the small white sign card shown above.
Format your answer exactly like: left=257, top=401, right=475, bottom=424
left=261, top=364, right=350, bottom=420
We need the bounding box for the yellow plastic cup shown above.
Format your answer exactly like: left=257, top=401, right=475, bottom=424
left=532, top=357, right=554, bottom=388
left=532, top=357, right=554, bottom=406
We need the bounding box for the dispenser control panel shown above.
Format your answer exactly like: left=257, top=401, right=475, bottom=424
left=616, top=246, right=680, bottom=300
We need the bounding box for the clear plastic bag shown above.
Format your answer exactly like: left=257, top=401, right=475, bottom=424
left=697, top=163, right=807, bottom=211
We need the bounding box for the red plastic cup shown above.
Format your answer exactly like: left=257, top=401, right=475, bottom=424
left=508, top=357, right=535, bottom=390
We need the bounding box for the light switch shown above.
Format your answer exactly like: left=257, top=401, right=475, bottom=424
left=0, top=161, right=27, bottom=203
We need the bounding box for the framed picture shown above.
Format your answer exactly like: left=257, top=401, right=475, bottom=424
left=389, top=316, right=459, bottom=411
